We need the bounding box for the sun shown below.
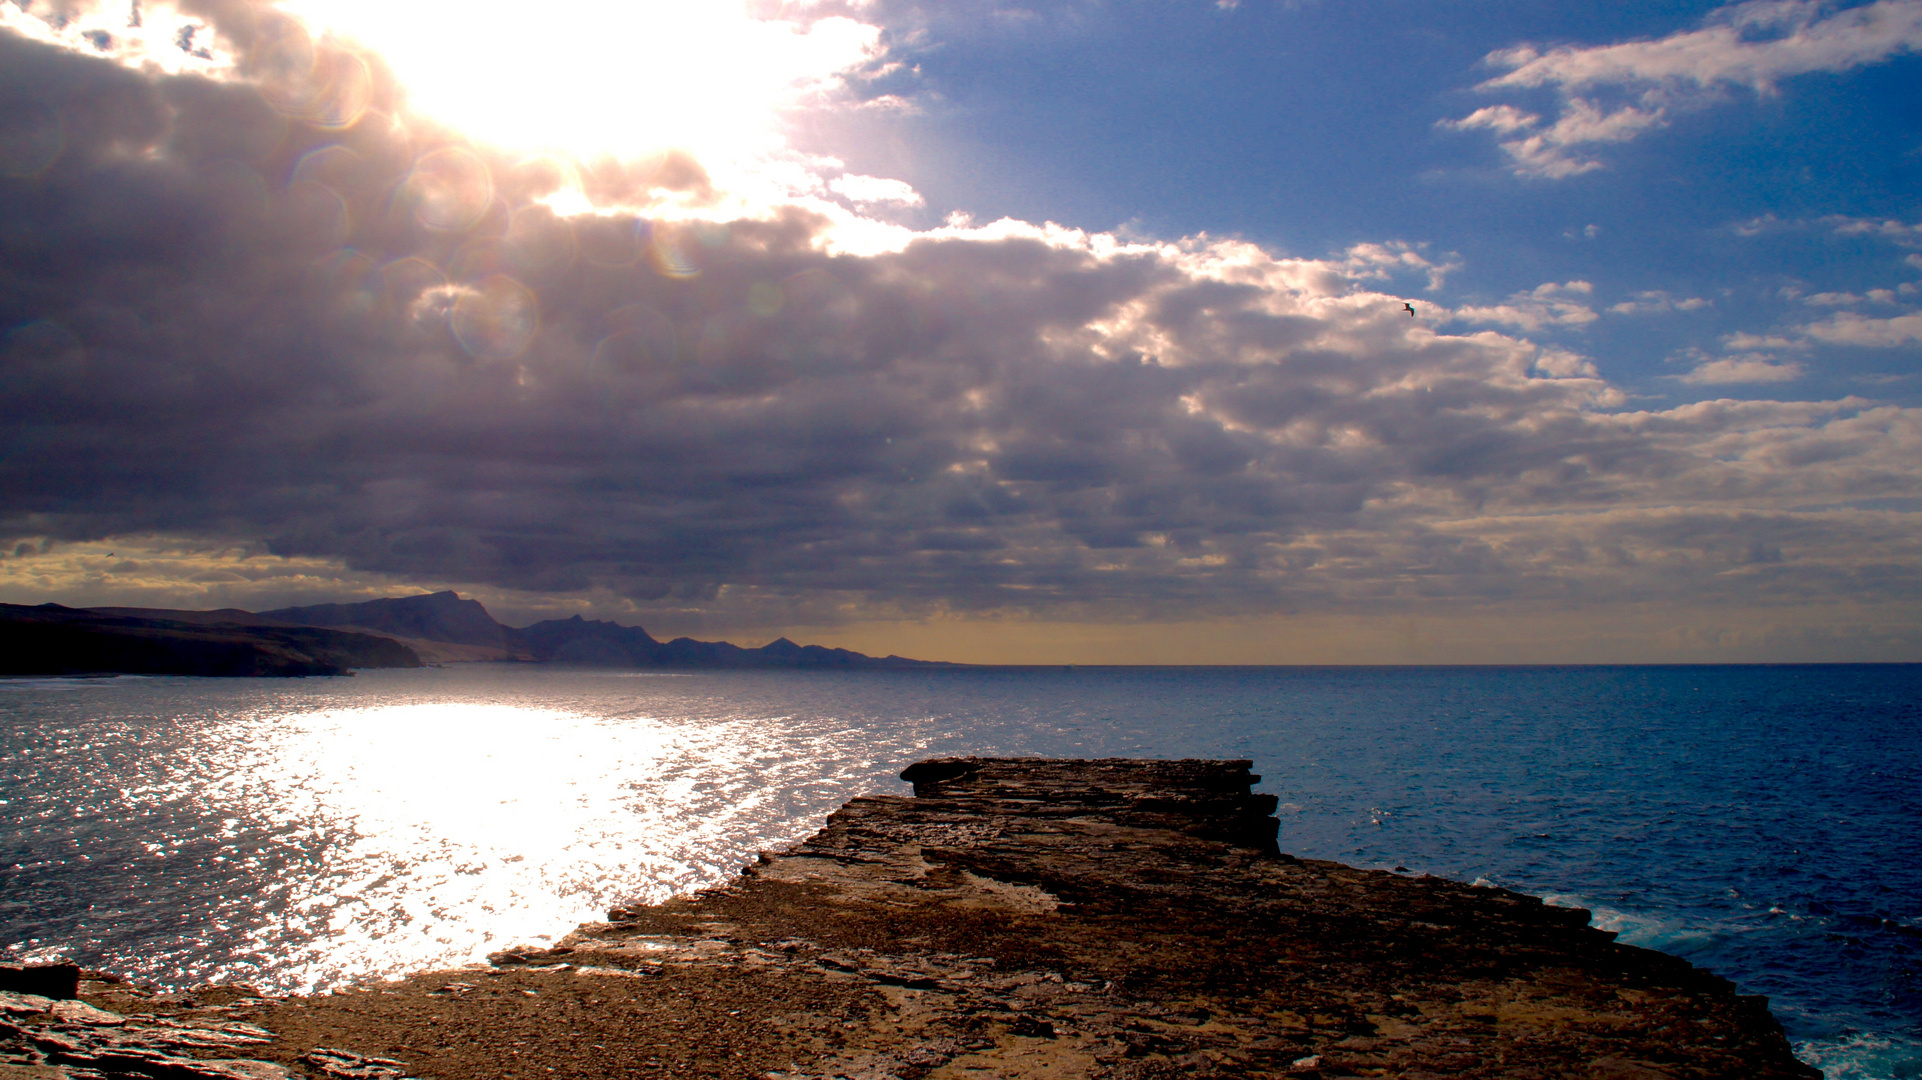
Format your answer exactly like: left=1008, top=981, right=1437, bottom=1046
left=277, top=0, right=882, bottom=168
left=3, top=0, right=896, bottom=215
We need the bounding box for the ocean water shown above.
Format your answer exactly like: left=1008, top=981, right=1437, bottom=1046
left=1, top=664, right=1917, bottom=1078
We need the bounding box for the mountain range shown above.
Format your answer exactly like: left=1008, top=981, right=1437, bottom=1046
left=0, top=591, right=953, bottom=677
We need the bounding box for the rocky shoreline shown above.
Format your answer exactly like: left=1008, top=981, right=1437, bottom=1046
left=4, top=758, right=1817, bottom=1079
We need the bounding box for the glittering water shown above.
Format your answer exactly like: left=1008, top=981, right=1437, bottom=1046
left=2, top=664, right=1917, bottom=1079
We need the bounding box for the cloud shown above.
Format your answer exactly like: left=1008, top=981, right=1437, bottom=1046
left=1484, top=0, right=1922, bottom=92
left=1796, top=288, right=1902, bottom=306
left=1610, top=290, right=1712, bottom=315
left=1444, top=0, right=1922, bottom=178
left=1825, top=215, right=1922, bottom=243
left=0, top=0, right=230, bottom=77
left=1337, top=241, right=1461, bottom=291
left=1803, top=311, right=1922, bottom=346
left=1441, top=104, right=1538, bottom=136
left=2, top=27, right=1919, bottom=636
left=1533, top=348, right=1598, bottom=378
left=1722, top=331, right=1806, bottom=351
left=1691, top=302, right=1921, bottom=378
left=1451, top=281, right=1598, bottom=331
left=828, top=173, right=925, bottom=206
left=1734, top=213, right=1922, bottom=245
left=1437, top=101, right=1664, bottom=178
left=1676, top=356, right=1805, bottom=384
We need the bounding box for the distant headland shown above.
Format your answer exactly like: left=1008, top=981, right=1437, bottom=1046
left=0, top=591, right=957, bottom=677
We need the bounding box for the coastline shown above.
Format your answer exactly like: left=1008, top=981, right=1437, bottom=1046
left=4, top=757, right=1815, bottom=1079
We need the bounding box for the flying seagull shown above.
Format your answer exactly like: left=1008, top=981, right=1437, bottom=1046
left=1402, top=303, right=1415, bottom=316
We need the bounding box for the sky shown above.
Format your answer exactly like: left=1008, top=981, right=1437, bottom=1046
left=0, top=0, right=1918, bottom=663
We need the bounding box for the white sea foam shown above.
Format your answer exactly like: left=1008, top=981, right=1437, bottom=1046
left=1533, top=891, right=1743, bottom=956
left=1795, top=1032, right=1922, bottom=1080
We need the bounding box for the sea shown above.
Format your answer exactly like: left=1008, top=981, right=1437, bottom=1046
left=1, top=664, right=1917, bottom=1078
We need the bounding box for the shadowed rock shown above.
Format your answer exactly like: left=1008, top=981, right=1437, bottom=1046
left=0, top=964, right=79, bottom=1000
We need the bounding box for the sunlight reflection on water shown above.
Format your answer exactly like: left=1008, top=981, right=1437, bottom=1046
left=213, top=702, right=678, bottom=990
left=219, top=696, right=930, bottom=990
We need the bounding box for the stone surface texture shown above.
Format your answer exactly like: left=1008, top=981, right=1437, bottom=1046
left=24, top=757, right=1815, bottom=1079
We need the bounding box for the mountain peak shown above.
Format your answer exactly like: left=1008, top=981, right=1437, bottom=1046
left=259, top=592, right=511, bottom=650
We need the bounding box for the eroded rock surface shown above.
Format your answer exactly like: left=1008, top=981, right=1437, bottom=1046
left=39, top=758, right=1817, bottom=1079
left=1, top=979, right=296, bottom=1080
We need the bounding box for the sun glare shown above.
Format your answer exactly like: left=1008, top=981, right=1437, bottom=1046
left=278, top=0, right=882, bottom=168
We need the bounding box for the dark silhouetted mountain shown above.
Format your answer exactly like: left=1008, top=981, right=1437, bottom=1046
left=6, top=592, right=954, bottom=675
left=516, top=616, right=663, bottom=665
left=0, top=603, right=420, bottom=677
left=261, top=591, right=515, bottom=651
left=515, top=614, right=956, bottom=669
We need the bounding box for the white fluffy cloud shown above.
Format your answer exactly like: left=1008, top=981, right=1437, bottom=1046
left=1444, top=0, right=1922, bottom=178
left=1451, top=281, right=1598, bottom=331
left=1827, top=215, right=1922, bottom=243
left=1610, top=291, right=1712, bottom=315
left=1337, top=241, right=1461, bottom=292
left=1803, top=311, right=1922, bottom=346
left=1441, top=100, right=1666, bottom=179
left=828, top=173, right=926, bottom=206
left=1676, top=356, right=1805, bottom=384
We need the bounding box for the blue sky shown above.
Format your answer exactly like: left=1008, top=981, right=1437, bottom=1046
left=0, top=0, right=1919, bottom=661
left=817, top=0, right=1922, bottom=403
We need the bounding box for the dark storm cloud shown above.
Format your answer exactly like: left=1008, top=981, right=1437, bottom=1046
left=3, top=28, right=1918, bottom=624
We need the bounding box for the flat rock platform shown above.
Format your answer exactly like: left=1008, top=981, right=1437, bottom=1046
left=10, top=758, right=1814, bottom=1079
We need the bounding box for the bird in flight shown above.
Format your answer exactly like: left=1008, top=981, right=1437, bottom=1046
left=1402, top=303, right=1416, bottom=317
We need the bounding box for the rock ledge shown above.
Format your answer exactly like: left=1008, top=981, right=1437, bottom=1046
left=29, top=758, right=1815, bottom=1079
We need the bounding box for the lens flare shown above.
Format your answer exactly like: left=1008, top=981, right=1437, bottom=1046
left=281, top=180, right=351, bottom=248
left=447, top=237, right=508, bottom=283
left=310, top=248, right=380, bottom=319
left=451, top=275, right=539, bottom=360
left=250, top=16, right=373, bottom=130
left=402, top=146, right=493, bottom=232
left=502, top=206, right=577, bottom=281
left=592, top=305, right=677, bottom=374
left=4, top=320, right=86, bottom=373
left=380, top=256, right=445, bottom=313
left=747, top=281, right=785, bottom=317
left=648, top=223, right=701, bottom=280
left=291, top=145, right=370, bottom=199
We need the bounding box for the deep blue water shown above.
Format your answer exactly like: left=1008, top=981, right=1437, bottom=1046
left=1, top=664, right=1917, bottom=1078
